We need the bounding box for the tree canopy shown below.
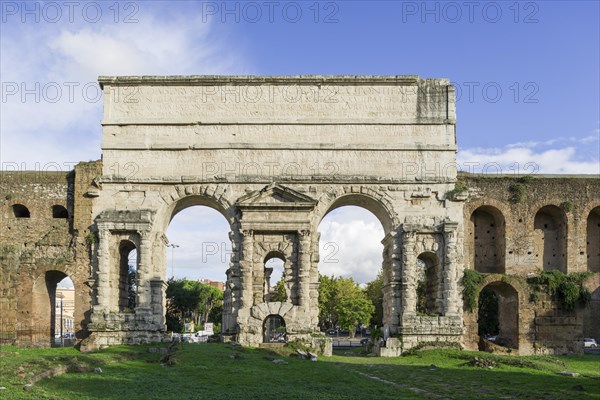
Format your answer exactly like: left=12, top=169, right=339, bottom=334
left=363, top=270, right=384, bottom=327
left=318, top=275, right=374, bottom=337
left=166, top=278, right=223, bottom=332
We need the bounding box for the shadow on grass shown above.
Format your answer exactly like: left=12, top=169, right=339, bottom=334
left=8, top=344, right=600, bottom=400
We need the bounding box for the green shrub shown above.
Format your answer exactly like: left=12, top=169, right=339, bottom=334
left=560, top=201, right=575, bottom=213
left=463, top=270, right=484, bottom=312
left=508, top=175, right=534, bottom=204
left=447, top=181, right=468, bottom=201
left=509, top=183, right=527, bottom=203
left=528, top=271, right=592, bottom=311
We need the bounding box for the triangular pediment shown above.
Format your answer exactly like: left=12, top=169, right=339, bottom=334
left=237, top=183, right=316, bottom=209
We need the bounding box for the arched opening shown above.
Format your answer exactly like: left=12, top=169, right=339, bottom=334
left=583, top=287, right=600, bottom=341
left=477, top=281, right=519, bottom=350
left=263, top=314, right=286, bottom=343
left=164, top=203, right=232, bottom=334
left=587, top=207, right=600, bottom=272
left=416, top=252, right=442, bottom=315
left=117, top=241, right=137, bottom=312
left=31, top=271, right=75, bottom=347
left=318, top=202, right=385, bottom=336
left=54, top=277, right=75, bottom=346
left=469, top=206, right=505, bottom=273
left=534, top=206, right=567, bottom=272
left=12, top=204, right=30, bottom=218
left=264, top=253, right=286, bottom=302
left=52, top=205, right=69, bottom=219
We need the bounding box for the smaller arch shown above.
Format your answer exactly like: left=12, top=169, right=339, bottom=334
left=469, top=205, right=505, bottom=274
left=587, top=207, right=600, bottom=272
left=31, top=270, right=72, bottom=346
left=263, top=314, right=286, bottom=343
left=263, top=251, right=286, bottom=264
left=117, top=240, right=138, bottom=311
left=534, top=205, right=567, bottom=272
left=264, top=252, right=287, bottom=303
left=12, top=204, right=30, bottom=218
left=52, top=205, right=69, bottom=219
left=477, top=281, right=519, bottom=350
left=583, top=286, right=600, bottom=340
left=416, top=252, right=442, bottom=315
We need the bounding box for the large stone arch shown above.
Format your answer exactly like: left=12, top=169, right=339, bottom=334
left=312, top=188, right=399, bottom=235
left=156, top=189, right=242, bottom=335
left=312, top=189, right=401, bottom=331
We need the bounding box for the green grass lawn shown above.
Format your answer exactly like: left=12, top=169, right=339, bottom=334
left=1, top=343, right=598, bottom=400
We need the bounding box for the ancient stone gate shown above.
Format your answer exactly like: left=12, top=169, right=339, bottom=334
left=88, top=75, right=464, bottom=348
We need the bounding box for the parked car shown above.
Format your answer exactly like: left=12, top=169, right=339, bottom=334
left=584, top=338, right=598, bottom=348
left=360, top=338, right=369, bottom=346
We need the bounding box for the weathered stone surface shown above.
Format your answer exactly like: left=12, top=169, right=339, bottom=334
left=1, top=76, right=598, bottom=356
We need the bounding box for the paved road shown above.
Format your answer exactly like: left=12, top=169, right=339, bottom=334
left=584, top=347, right=600, bottom=355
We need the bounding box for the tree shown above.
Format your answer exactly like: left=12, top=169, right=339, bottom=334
left=270, top=276, right=287, bottom=302
left=318, top=275, right=374, bottom=337
left=165, top=278, right=224, bottom=332
left=477, top=287, right=499, bottom=337
left=127, top=264, right=137, bottom=310
left=200, top=285, right=223, bottom=325
left=363, top=270, right=383, bottom=327
left=334, top=277, right=374, bottom=338
left=318, top=275, right=338, bottom=330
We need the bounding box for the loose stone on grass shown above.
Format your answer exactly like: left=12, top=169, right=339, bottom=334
left=557, top=371, right=580, bottom=377
left=466, top=357, right=498, bottom=369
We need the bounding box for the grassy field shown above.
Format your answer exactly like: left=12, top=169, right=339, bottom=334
left=0, top=343, right=598, bottom=400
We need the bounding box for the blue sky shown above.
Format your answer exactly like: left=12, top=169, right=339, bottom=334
left=1, top=1, right=598, bottom=283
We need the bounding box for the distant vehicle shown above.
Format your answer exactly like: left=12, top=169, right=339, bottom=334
left=360, top=338, right=369, bottom=346
left=271, top=333, right=286, bottom=343
left=326, top=329, right=338, bottom=336
left=584, top=338, right=598, bottom=348
left=484, top=335, right=497, bottom=342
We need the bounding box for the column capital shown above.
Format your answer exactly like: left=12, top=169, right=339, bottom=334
left=443, top=221, right=459, bottom=232
left=242, top=229, right=254, bottom=238
left=299, top=229, right=311, bottom=239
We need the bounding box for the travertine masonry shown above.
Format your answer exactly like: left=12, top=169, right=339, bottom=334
left=91, top=75, right=463, bottom=348
left=1, top=76, right=597, bottom=356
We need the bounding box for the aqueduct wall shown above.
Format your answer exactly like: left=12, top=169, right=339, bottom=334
left=0, top=75, right=598, bottom=355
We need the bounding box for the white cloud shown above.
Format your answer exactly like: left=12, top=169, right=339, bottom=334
left=458, top=134, right=600, bottom=174
left=318, top=206, right=384, bottom=284
left=164, top=205, right=385, bottom=285
left=166, top=206, right=231, bottom=281
left=1, top=9, right=250, bottom=168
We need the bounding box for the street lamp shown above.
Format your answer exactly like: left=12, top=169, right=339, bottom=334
left=167, top=243, right=179, bottom=278
left=56, top=293, right=64, bottom=347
